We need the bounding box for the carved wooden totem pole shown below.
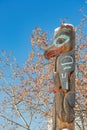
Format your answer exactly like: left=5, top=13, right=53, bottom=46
left=44, top=24, right=75, bottom=130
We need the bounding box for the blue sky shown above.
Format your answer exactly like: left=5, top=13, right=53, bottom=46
left=0, top=1, right=87, bottom=129
left=0, top=0, right=86, bottom=65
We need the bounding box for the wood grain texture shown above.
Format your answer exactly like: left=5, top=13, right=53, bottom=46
left=44, top=24, right=75, bottom=130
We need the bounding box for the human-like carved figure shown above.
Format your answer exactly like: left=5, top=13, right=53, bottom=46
left=44, top=24, right=75, bottom=130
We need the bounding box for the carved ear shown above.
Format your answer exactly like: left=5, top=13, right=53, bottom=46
left=65, top=92, right=75, bottom=107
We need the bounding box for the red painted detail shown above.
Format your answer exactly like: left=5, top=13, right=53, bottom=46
left=52, top=88, right=59, bottom=93
left=47, top=45, right=64, bottom=59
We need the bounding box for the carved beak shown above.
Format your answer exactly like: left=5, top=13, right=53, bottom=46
left=44, top=44, right=63, bottom=60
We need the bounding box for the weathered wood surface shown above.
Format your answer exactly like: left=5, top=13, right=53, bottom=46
left=44, top=24, right=75, bottom=130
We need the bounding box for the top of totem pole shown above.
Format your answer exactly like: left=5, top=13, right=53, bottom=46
left=54, top=23, right=74, bottom=36
left=54, top=23, right=74, bottom=32
left=44, top=23, right=75, bottom=60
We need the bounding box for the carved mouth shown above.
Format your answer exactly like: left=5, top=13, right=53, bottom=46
left=46, top=47, right=62, bottom=59
left=47, top=49, right=58, bottom=59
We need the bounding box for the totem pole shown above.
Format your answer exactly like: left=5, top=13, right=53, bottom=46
left=44, top=24, right=75, bottom=130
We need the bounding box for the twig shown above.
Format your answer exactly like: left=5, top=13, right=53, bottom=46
left=0, top=114, right=27, bottom=129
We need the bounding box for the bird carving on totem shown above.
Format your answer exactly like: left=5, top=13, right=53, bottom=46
left=44, top=24, right=75, bottom=130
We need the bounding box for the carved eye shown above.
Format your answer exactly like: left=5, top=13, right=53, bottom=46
left=54, top=35, right=70, bottom=47
left=56, top=38, right=65, bottom=44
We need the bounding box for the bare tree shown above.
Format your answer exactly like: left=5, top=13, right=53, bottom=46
left=0, top=6, right=87, bottom=130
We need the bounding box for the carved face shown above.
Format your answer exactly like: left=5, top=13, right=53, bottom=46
left=44, top=24, right=75, bottom=60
